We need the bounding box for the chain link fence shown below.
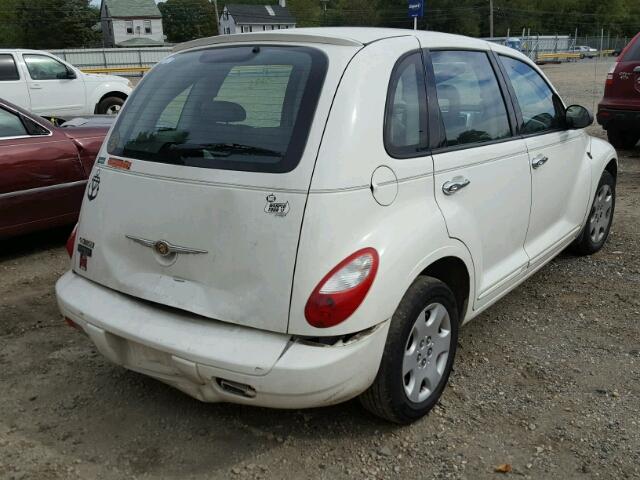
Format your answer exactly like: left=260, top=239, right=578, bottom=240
left=49, top=32, right=632, bottom=75
left=48, top=47, right=173, bottom=76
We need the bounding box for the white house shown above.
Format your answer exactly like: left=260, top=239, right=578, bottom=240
left=219, top=1, right=296, bottom=35
left=100, top=0, right=164, bottom=47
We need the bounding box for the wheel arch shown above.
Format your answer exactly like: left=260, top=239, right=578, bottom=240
left=604, top=157, right=617, bottom=181
left=589, top=137, right=618, bottom=192
left=402, top=241, right=475, bottom=325
left=419, top=256, right=471, bottom=323
left=93, top=91, right=128, bottom=114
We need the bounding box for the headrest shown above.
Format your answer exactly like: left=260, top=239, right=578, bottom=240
left=437, top=84, right=461, bottom=102
left=201, top=100, right=246, bottom=123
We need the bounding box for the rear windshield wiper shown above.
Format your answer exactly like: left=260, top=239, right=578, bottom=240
left=169, top=142, right=284, bottom=158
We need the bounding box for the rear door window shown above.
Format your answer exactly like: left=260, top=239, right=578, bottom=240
left=384, top=52, right=428, bottom=158
left=431, top=50, right=511, bottom=148
left=0, top=108, right=28, bottom=138
left=107, top=46, right=328, bottom=173
left=0, top=55, right=19, bottom=81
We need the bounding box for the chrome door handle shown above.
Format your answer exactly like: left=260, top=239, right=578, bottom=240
left=531, top=155, right=548, bottom=169
left=442, top=177, right=470, bottom=195
left=30, top=83, right=42, bottom=89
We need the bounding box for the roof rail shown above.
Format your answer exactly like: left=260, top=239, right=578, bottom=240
left=173, top=32, right=363, bottom=53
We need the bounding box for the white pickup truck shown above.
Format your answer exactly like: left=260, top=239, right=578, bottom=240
left=0, top=49, right=132, bottom=117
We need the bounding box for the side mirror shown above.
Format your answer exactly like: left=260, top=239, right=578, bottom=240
left=565, top=105, right=593, bottom=129
left=58, top=67, right=76, bottom=80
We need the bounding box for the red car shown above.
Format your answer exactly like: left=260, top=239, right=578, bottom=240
left=0, top=99, right=109, bottom=239
left=597, top=32, right=640, bottom=149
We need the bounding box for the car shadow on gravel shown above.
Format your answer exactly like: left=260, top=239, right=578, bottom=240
left=0, top=226, right=72, bottom=261
left=40, top=360, right=395, bottom=476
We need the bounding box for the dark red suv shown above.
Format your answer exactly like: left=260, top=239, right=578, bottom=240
left=597, top=32, right=640, bottom=149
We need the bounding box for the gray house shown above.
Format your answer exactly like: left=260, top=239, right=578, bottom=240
left=100, top=0, right=164, bottom=47
left=220, top=1, right=296, bottom=35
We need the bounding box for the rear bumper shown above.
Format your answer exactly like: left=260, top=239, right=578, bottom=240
left=597, top=106, right=640, bottom=130
left=56, top=271, right=389, bottom=409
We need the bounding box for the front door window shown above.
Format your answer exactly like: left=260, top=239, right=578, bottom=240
left=23, top=55, right=69, bottom=81
left=499, top=55, right=563, bottom=134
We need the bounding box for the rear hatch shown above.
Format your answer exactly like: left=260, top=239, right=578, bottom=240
left=604, top=34, right=640, bottom=109
left=74, top=40, right=360, bottom=334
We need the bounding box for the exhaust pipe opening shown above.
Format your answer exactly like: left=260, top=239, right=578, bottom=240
left=216, top=378, right=257, bottom=398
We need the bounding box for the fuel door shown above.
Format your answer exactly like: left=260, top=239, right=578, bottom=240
left=370, top=165, right=398, bottom=206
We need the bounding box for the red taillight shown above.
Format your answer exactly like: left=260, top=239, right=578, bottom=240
left=65, top=317, right=87, bottom=335
left=304, top=248, right=379, bottom=328
left=65, top=317, right=80, bottom=329
left=605, top=63, right=617, bottom=87
left=66, top=224, right=78, bottom=258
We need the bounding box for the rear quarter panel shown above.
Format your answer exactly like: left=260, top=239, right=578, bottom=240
left=62, top=127, right=109, bottom=175
left=289, top=36, right=475, bottom=336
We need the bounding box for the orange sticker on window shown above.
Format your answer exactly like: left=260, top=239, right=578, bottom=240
left=107, top=158, right=132, bottom=170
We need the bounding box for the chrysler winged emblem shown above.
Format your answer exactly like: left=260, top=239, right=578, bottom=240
left=125, top=235, right=208, bottom=257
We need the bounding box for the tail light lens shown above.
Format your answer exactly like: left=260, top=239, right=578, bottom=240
left=66, top=224, right=78, bottom=258
left=305, top=248, right=379, bottom=328
left=606, top=63, right=618, bottom=86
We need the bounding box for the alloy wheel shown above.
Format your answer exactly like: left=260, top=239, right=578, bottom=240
left=106, top=104, right=121, bottom=115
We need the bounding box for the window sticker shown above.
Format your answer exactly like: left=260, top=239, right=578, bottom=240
left=77, top=237, right=94, bottom=271
left=87, top=169, right=100, bottom=201
left=264, top=194, right=289, bottom=217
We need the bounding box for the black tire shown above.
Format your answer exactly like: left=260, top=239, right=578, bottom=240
left=607, top=128, right=639, bottom=149
left=96, top=96, right=125, bottom=115
left=570, top=170, right=615, bottom=256
left=360, top=277, right=459, bottom=424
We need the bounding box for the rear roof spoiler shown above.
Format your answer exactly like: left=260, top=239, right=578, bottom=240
left=173, top=32, right=364, bottom=53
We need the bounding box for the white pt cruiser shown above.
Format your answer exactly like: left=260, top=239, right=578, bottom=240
left=56, top=28, right=617, bottom=423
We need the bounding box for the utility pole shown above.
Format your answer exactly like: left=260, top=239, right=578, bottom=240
left=211, top=0, right=220, bottom=34
left=320, top=0, right=329, bottom=26
left=489, top=0, right=494, bottom=38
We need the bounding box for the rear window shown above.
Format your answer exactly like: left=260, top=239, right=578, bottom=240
left=107, top=46, right=327, bottom=173
left=623, top=36, right=640, bottom=61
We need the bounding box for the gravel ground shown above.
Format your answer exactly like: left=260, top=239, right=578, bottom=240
left=1, top=59, right=639, bottom=480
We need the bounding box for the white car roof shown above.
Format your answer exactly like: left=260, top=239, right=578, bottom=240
left=177, top=27, right=492, bottom=52
left=174, top=27, right=535, bottom=66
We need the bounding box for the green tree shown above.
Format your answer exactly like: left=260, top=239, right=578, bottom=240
left=325, top=0, right=377, bottom=26
left=159, top=0, right=218, bottom=43
left=286, top=0, right=322, bottom=27
left=0, top=0, right=22, bottom=47
left=14, top=0, right=100, bottom=49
